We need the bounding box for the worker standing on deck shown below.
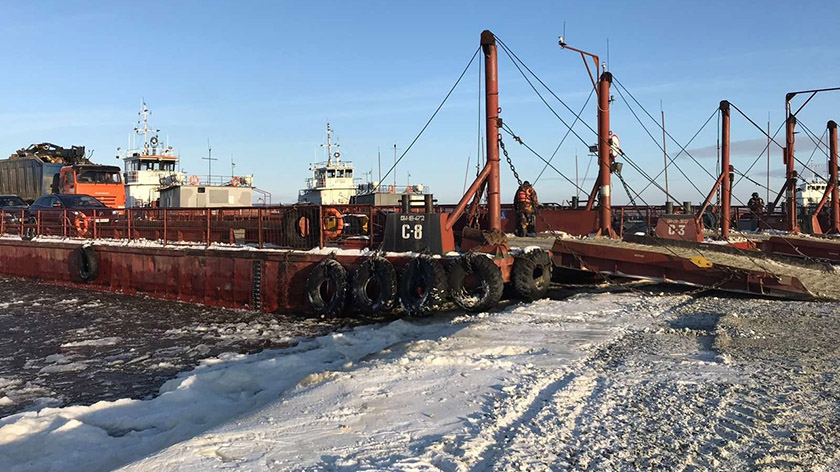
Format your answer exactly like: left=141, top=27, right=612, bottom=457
left=514, top=181, right=538, bottom=237
left=748, top=192, right=765, bottom=215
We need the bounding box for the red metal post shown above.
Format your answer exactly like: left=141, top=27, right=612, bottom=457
left=127, top=209, right=132, bottom=241
left=206, top=208, right=211, bottom=246
left=258, top=207, right=264, bottom=249
left=597, top=72, right=615, bottom=237
left=445, top=30, right=502, bottom=232
left=720, top=100, right=731, bottom=238
left=482, top=30, right=501, bottom=232
left=831, top=121, right=840, bottom=233
left=163, top=209, right=168, bottom=246
left=785, top=114, right=800, bottom=232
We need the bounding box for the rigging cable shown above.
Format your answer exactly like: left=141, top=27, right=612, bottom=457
left=495, top=36, right=598, bottom=136
left=613, top=77, right=717, bottom=180
left=495, top=39, right=593, bottom=150
left=374, top=46, right=481, bottom=192
left=534, top=87, right=595, bottom=184
left=612, top=83, right=707, bottom=199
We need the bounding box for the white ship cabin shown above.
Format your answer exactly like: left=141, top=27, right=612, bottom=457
left=119, top=102, right=186, bottom=207
left=298, top=161, right=358, bottom=205
left=796, top=178, right=831, bottom=208
left=298, top=123, right=359, bottom=205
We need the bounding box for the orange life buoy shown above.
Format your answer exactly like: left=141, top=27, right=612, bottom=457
left=387, top=185, right=396, bottom=194
left=322, top=207, right=344, bottom=240
left=75, top=214, right=90, bottom=237
left=230, top=176, right=241, bottom=187
left=189, top=175, right=200, bottom=186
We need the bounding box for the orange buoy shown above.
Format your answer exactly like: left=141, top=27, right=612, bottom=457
left=74, top=214, right=90, bottom=237
left=189, top=175, right=200, bottom=186
left=322, top=207, right=344, bottom=240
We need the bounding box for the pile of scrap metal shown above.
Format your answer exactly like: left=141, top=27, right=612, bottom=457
left=9, top=143, right=88, bottom=165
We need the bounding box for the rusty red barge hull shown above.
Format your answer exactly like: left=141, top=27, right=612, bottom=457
left=550, top=239, right=812, bottom=300
left=0, top=238, right=413, bottom=313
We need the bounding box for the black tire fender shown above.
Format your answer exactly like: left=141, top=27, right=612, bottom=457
left=448, top=253, right=504, bottom=312
left=512, top=249, right=552, bottom=301
left=283, top=209, right=319, bottom=249
left=77, top=246, right=99, bottom=282
left=305, top=259, right=347, bottom=317
left=350, top=257, right=397, bottom=315
left=398, top=254, right=447, bottom=317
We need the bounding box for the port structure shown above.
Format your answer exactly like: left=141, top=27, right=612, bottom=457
left=0, top=30, right=835, bottom=316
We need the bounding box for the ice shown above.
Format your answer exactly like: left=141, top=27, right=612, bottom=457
left=61, top=337, right=123, bottom=348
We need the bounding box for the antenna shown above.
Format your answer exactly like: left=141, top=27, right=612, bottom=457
left=231, top=153, right=235, bottom=179
left=202, top=138, right=217, bottom=185
left=606, top=38, right=610, bottom=71
left=393, top=143, right=400, bottom=187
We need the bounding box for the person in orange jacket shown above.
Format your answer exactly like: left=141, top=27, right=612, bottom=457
left=514, top=181, right=538, bottom=237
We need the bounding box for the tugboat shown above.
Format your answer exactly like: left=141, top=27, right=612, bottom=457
left=298, top=123, right=359, bottom=205
left=117, top=102, right=185, bottom=207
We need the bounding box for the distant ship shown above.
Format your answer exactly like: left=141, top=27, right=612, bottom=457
left=117, top=102, right=185, bottom=207
left=298, top=123, right=430, bottom=206
left=298, top=123, right=358, bottom=205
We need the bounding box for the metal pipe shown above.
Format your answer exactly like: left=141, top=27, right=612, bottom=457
left=445, top=165, right=490, bottom=231
left=720, top=100, right=731, bottom=238
left=785, top=115, right=799, bottom=232
left=445, top=30, right=501, bottom=232
left=830, top=120, right=839, bottom=233
left=597, top=72, right=613, bottom=236
left=481, top=30, right=501, bottom=232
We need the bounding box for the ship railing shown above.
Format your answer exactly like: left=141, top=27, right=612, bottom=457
left=1, top=205, right=384, bottom=250
left=181, top=175, right=252, bottom=187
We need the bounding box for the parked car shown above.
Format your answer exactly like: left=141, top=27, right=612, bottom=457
left=25, top=194, right=113, bottom=239
left=0, top=194, right=28, bottom=225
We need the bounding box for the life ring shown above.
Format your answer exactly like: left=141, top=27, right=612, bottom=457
left=75, top=214, right=90, bottom=237
left=333, top=151, right=341, bottom=159
left=350, top=257, right=397, bottom=315
left=511, top=249, right=552, bottom=301
left=189, top=175, right=200, bottom=186
left=76, top=246, right=99, bottom=282
left=305, top=259, right=347, bottom=317
left=230, top=176, right=241, bottom=187
left=322, top=207, right=344, bottom=240
left=398, top=255, right=447, bottom=317
left=388, top=185, right=396, bottom=194
left=448, top=253, right=503, bottom=312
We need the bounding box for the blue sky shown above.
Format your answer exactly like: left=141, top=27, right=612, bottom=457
left=1, top=1, right=838, bottom=205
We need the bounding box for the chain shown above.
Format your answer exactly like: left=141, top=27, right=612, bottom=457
left=500, top=133, right=639, bottom=292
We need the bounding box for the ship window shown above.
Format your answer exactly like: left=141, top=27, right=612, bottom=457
left=336, top=170, right=344, bottom=178
left=78, top=170, right=122, bottom=184
left=346, top=170, right=352, bottom=177
left=327, top=169, right=336, bottom=178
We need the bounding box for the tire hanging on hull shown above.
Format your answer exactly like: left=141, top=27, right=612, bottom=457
left=448, top=253, right=503, bottom=312
left=350, top=257, right=398, bottom=315
left=305, top=259, right=347, bottom=317
left=398, top=255, right=447, bottom=317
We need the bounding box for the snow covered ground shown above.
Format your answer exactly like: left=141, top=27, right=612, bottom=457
left=1, top=290, right=839, bottom=471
